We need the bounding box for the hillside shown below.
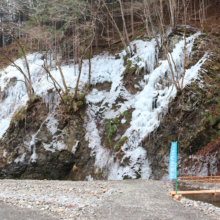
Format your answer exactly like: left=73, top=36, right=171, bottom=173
left=0, top=27, right=217, bottom=180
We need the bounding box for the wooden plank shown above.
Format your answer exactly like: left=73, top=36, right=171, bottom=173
left=178, top=177, right=220, bottom=179
left=178, top=179, right=220, bottom=181
left=169, top=194, right=174, bottom=198
left=177, top=180, right=220, bottom=183
left=178, top=178, right=219, bottom=179
left=168, top=193, right=182, bottom=201
left=169, top=190, right=220, bottom=196
left=178, top=176, right=220, bottom=179
left=177, top=176, right=220, bottom=183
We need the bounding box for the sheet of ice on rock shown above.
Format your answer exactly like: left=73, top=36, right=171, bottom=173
left=0, top=31, right=207, bottom=180
left=85, top=32, right=207, bottom=180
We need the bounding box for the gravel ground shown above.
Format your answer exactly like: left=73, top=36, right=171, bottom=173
left=177, top=182, right=220, bottom=218
left=0, top=179, right=219, bottom=220
left=0, top=201, right=58, bottom=220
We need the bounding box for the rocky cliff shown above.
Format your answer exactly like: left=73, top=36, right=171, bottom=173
left=0, top=27, right=219, bottom=180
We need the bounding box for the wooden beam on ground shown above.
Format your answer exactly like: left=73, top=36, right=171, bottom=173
left=173, top=195, right=182, bottom=201
left=178, top=176, right=220, bottom=179
left=169, top=193, right=182, bottom=201
left=177, top=176, right=220, bottom=183
left=169, top=190, right=220, bottom=196
left=178, top=180, right=220, bottom=183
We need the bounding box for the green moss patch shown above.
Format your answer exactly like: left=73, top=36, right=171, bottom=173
left=77, top=101, right=84, bottom=107
left=104, top=117, right=122, bottom=147
left=11, top=107, right=26, bottom=124
left=121, top=110, right=131, bottom=120
left=200, top=33, right=208, bottom=38
left=114, top=136, right=128, bottom=150
left=124, top=60, right=137, bottom=75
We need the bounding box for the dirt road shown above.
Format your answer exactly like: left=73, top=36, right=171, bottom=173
left=0, top=179, right=218, bottom=220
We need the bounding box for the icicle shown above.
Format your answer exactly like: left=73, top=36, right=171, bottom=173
left=29, top=116, right=49, bottom=163
left=25, top=113, right=26, bottom=134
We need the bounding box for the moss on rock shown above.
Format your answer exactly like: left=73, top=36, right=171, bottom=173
left=114, top=136, right=128, bottom=150
left=124, top=60, right=137, bottom=75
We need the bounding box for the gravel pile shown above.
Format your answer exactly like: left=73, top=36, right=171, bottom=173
left=167, top=182, right=220, bottom=219
left=180, top=197, right=220, bottom=217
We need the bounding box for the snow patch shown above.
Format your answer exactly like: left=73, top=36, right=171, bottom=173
left=72, top=141, right=79, bottom=154
left=43, top=143, right=56, bottom=153
left=46, top=114, right=59, bottom=135
left=15, top=153, right=26, bottom=164
left=3, top=149, right=7, bottom=158
left=86, top=89, right=106, bottom=104
left=121, top=119, right=126, bottom=124
left=86, top=175, right=94, bottom=181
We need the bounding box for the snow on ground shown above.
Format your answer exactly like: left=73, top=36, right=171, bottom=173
left=0, top=31, right=207, bottom=180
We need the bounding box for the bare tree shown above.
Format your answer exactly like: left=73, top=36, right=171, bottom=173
left=141, top=0, right=192, bottom=92
left=100, top=0, right=132, bottom=56
left=119, top=0, right=133, bottom=54
left=168, top=0, right=178, bottom=30
left=0, top=31, right=34, bottom=100
left=181, top=0, right=188, bottom=89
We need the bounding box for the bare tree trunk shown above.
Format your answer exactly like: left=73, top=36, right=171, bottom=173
left=30, top=38, right=32, bottom=50
left=42, top=64, right=65, bottom=103
left=131, top=0, right=134, bottom=36
left=0, top=47, right=33, bottom=100
left=55, top=21, right=57, bottom=56
left=2, top=31, right=4, bottom=47
left=75, top=23, right=78, bottom=64
left=194, top=0, right=196, bottom=24
left=112, top=1, right=115, bottom=40
left=143, top=2, right=151, bottom=38
left=46, top=39, right=68, bottom=94
left=107, top=18, right=110, bottom=48
left=72, top=23, right=77, bottom=76
left=81, top=49, right=91, bottom=100
left=119, top=0, right=133, bottom=55
left=95, top=19, right=99, bottom=50
left=38, top=38, right=40, bottom=52
left=13, top=35, right=33, bottom=96
left=146, top=0, right=180, bottom=91
left=19, top=13, right=21, bottom=39
left=169, top=0, right=177, bottom=30
left=73, top=53, right=84, bottom=100
left=42, top=64, right=64, bottom=94
left=101, top=0, right=131, bottom=56
left=181, top=0, right=188, bottom=89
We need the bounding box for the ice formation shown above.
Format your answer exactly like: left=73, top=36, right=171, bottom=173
left=0, top=30, right=207, bottom=180
left=179, top=154, right=218, bottom=177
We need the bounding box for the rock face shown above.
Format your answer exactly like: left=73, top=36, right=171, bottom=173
left=145, top=51, right=220, bottom=180
left=0, top=98, right=96, bottom=180
left=145, top=83, right=211, bottom=179
left=0, top=30, right=219, bottom=181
